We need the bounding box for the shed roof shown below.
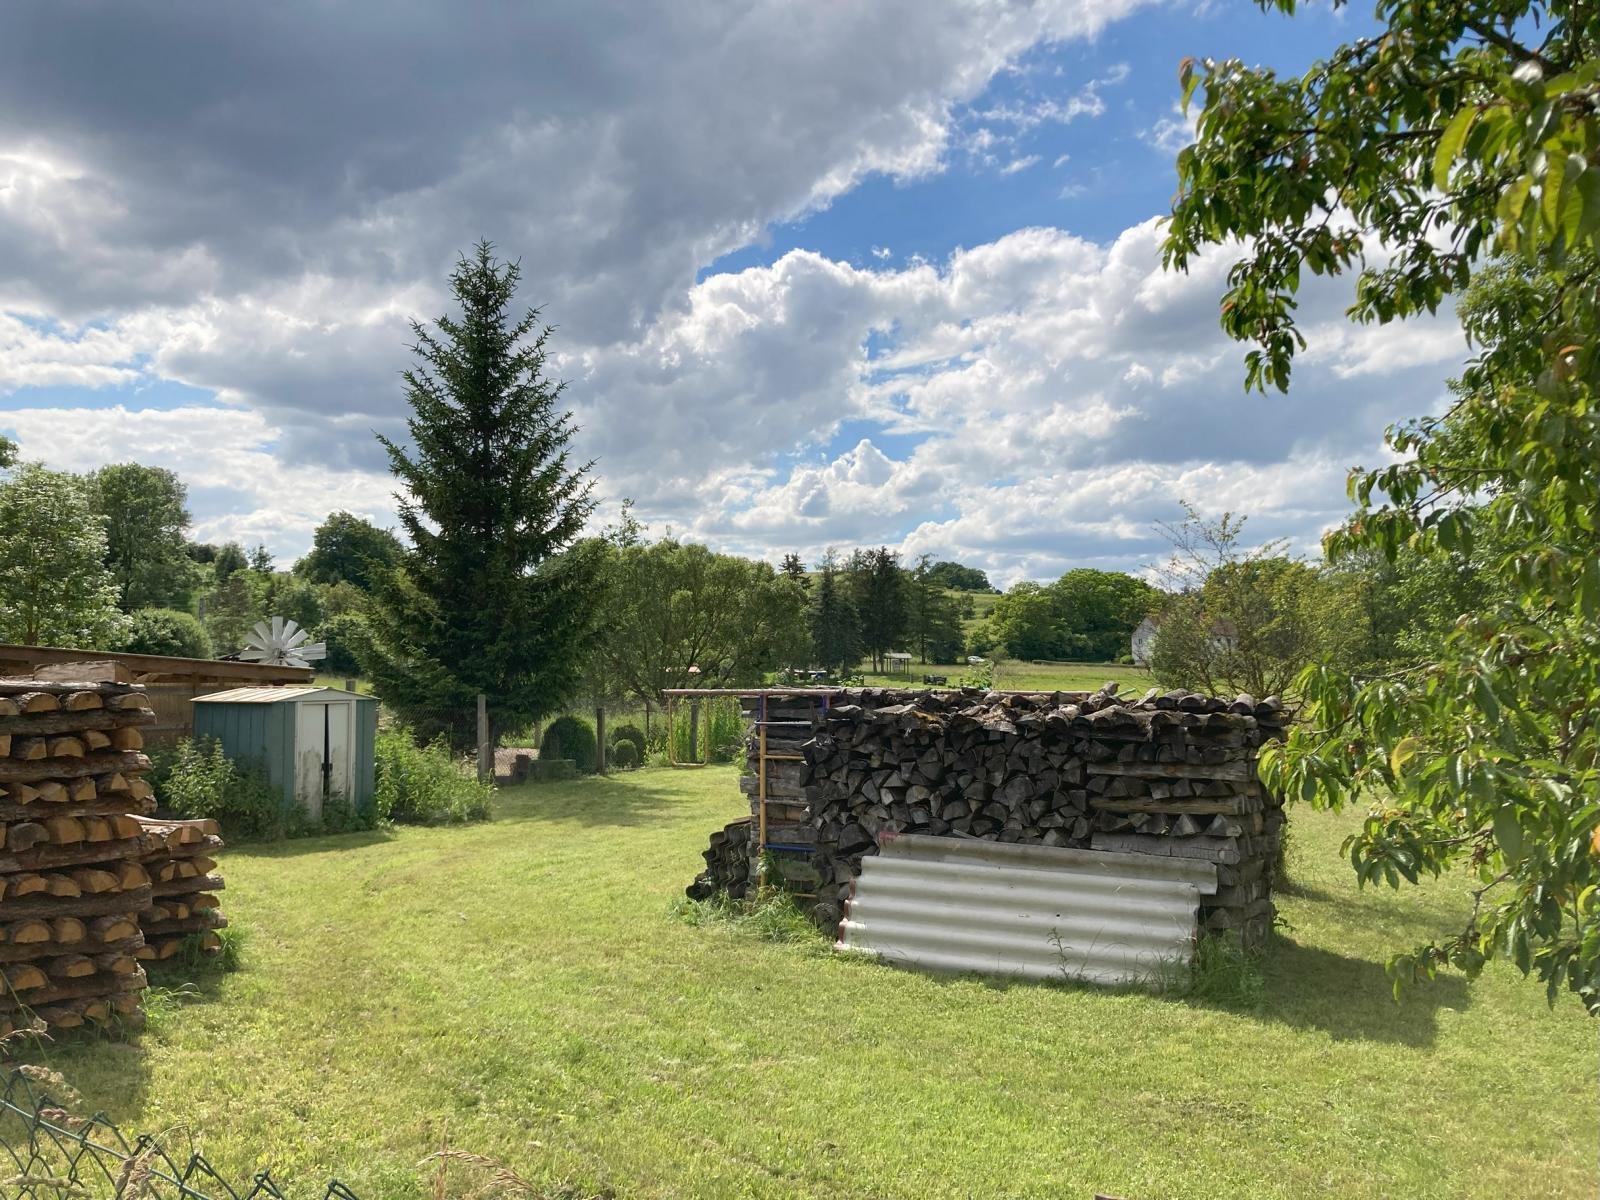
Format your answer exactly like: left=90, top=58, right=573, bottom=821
left=192, top=686, right=373, bottom=705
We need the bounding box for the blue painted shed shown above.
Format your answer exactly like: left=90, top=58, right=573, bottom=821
left=191, top=686, right=378, bottom=819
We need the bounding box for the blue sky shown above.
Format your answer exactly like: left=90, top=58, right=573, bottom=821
left=0, top=1, right=1455, bottom=584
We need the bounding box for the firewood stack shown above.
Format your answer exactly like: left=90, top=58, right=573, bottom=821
left=0, top=678, right=158, bottom=1035
left=685, top=817, right=752, bottom=902
left=715, top=686, right=1287, bottom=948
left=132, top=818, right=227, bottom=961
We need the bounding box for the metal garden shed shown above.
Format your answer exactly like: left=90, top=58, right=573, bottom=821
left=191, top=686, right=377, bottom=819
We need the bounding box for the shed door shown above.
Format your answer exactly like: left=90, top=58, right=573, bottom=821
left=294, top=704, right=327, bottom=819
left=326, top=702, right=354, bottom=801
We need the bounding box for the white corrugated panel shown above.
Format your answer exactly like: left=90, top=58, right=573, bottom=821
left=835, top=834, right=1217, bottom=987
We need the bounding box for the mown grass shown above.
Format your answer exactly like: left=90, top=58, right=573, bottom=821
left=36, top=767, right=1594, bottom=1199
left=859, top=659, right=1151, bottom=694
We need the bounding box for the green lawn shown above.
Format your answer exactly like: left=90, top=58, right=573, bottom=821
left=40, top=767, right=1593, bottom=1199
left=861, top=659, right=1151, bottom=694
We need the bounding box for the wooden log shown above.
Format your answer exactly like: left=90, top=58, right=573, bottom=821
left=109, top=726, right=144, bottom=751
left=46, top=736, right=85, bottom=758
left=51, top=917, right=86, bottom=943
left=3, top=963, right=47, bottom=991
left=0, top=749, right=149, bottom=783
left=10, top=737, right=47, bottom=761
left=89, top=915, right=139, bottom=942
left=0, top=709, right=156, bottom=736
left=0, top=885, right=151, bottom=921
left=151, top=874, right=225, bottom=897
left=84, top=730, right=111, bottom=750
left=0, top=678, right=144, bottom=697
left=61, top=691, right=104, bottom=711
left=0, top=966, right=147, bottom=1012
left=1086, top=761, right=1253, bottom=782
left=12, top=693, right=59, bottom=714
left=69, top=868, right=121, bottom=895
left=3, top=919, right=50, bottom=944
left=69, top=778, right=99, bottom=804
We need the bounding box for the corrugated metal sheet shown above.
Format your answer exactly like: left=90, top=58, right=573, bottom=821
left=836, top=834, right=1217, bottom=987
left=192, top=686, right=349, bottom=704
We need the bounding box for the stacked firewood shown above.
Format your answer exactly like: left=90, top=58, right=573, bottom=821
left=133, top=818, right=227, bottom=962
left=0, top=678, right=158, bottom=1035
left=722, top=686, right=1287, bottom=947
left=685, top=817, right=752, bottom=902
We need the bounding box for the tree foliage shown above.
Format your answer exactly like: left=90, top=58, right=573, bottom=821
left=847, top=547, right=909, bottom=673
left=1149, top=504, right=1367, bottom=698
left=809, top=551, right=862, bottom=675
left=587, top=520, right=810, bottom=711
left=86, top=462, right=199, bottom=611
left=117, top=607, right=214, bottom=659
left=990, top=569, right=1158, bottom=662
left=362, top=242, right=603, bottom=750
left=1169, top=0, right=1600, bottom=1007
left=295, top=510, right=404, bottom=590
left=906, top=554, right=966, bottom=664
left=0, top=463, right=124, bottom=647
left=922, top=560, right=995, bottom=592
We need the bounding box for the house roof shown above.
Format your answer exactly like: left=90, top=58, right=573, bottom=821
left=192, top=686, right=373, bottom=705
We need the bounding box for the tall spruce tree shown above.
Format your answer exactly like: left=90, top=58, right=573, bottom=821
left=849, top=546, right=909, bottom=673
left=363, top=242, right=602, bottom=749
left=809, top=551, right=861, bottom=675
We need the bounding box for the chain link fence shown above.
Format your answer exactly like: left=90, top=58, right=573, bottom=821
left=0, top=1067, right=363, bottom=1200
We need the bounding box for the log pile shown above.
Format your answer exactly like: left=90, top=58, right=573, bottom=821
left=133, top=818, right=227, bottom=962
left=714, top=686, right=1287, bottom=948
left=685, top=817, right=752, bottom=902
left=0, top=678, right=158, bottom=1035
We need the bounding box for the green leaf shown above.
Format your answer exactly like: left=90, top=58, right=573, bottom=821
left=1432, top=106, right=1477, bottom=190
left=1493, top=809, right=1523, bottom=863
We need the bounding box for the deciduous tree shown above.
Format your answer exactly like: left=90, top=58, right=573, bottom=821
left=0, top=463, right=124, bottom=647
left=1167, top=0, right=1600, bottom=1007
left=295, top=511, right=404, bottom=590
left=85, top=463, right=199, bottom=611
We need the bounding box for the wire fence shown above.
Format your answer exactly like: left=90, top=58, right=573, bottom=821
left=0, top=1066, right=362, bottom=1200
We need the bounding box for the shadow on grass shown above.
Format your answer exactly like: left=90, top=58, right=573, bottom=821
left=1247, top=934, right=1470, bottom=1046
left=493, top=771, right=714, bottom=828
left=224, top=826, right=396, bottom=860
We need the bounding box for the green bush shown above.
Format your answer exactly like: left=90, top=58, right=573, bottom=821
left=374, top=727, right=492, bottom=824
left=155, top=737, right=291, bottom=840
left=118, top=608, right=213, bottom=659
left=610, top=739, right=640, bottom=769
left=540, top=715, right=597, bottom=774
left=608, top=722, right=646, bottom=759
left=320, top=611, right=370, bottom=676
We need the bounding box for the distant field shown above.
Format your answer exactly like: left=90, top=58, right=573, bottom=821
left=859, top=659, right=1150, bottom=694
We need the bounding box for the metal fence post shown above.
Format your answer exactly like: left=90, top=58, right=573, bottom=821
left=476, top=693, right=491, bottom=784
left=595, top=705, right=607, bottom=773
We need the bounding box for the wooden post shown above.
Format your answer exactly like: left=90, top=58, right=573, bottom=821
left=595, top=706, right=607, bottom=774
left=476, top=693, right=491, bottom=784
left=689, top=698, right=701, bottom=765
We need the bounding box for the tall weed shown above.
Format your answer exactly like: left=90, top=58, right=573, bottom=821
left=375, top=728, right=492, bottom=824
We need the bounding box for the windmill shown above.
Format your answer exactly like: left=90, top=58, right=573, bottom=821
left=240, top=617, right=327, bottom=669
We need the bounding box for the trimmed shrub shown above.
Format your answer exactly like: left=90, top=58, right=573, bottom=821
left=119, top=608, right=213, bottom=659
left=610, top=739, right=641, bottom=769
left=540, top=715, right=597, bottom=774
left=374, top=728, right=492, bottom=824
left=608, top=722, right=646, bottom=760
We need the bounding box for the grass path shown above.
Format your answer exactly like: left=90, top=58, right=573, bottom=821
left=41, top=767, right=1595, bottom=1199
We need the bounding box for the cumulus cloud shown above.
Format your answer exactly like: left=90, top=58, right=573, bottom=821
left=0, top=1, right=1470, bottom=586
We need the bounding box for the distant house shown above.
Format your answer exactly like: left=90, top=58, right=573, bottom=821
left=1131, top=614, right=1238, bottom=667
